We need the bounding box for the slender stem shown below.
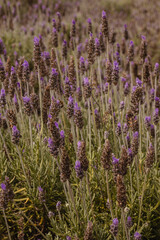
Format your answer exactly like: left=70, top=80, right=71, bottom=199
left=0, top=130, right=12, bottom=162
left=3, top=208, right=12, bottom=240
left=88, top=99, right=91, bottom=158
left=121, top=208, right=129, bottom=240
left=38, top=67, right=43, bottom=136
left=138, top=170, right=148, bottom=229
left=16, top=145, right=31, bottom=190
left=129, top=166, right=133, bottom=205
left=66, top=180, right=80, bottom=223
left=105, top=170, right=113, bottom=218
left=29, top=116, right=33, bottom=156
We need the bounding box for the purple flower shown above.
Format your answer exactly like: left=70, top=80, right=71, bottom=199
left=23, top=96, right=30, bottom=103
left=95, top=38, right=99, bottom=46
left=113, top=218, right=119, bottom=226
left=77, top=43, right=82, bottom=52
left=155, top=96, right=160, bottom=102
left=43, top=51, right=50, bottom=60
left=136, top=78, right=142, bottom=86
left=110, top=218, right=119, bottom=236
left=74, top=102, right=80, bottom=111
left=127, top=216, right=132, bottom=228
left=65, top=77, right=69, bottom=83
left=112, top=156, right=119, bottom=164
left=84, top=77, right=89, bottom=85
left=68, top=96, right=73, bottom=104
left=56, top=201, right=61, bottom=211
left=102, top=10, right=106, bottom=18
left=134, top=232, right=141, bottom=240
left=145, top=116, right=151, bottom=128
left=94, top=109, right=99, bottom=115
left=60, top=130, right=64, bottom=138
left=141, top=35, right=146, bottom=41
left=13, top=94, right=18, bottom=104
left=80, top=56, right=85, bottom=63
left=130, top=40, right=134, bottom=46
left=77, top=141, right=82, bottom=150
left=12, top=126, right=20, bottom=135
left=34, top=36, right=39, bottom=45
left=87, top=18, right=91, bottom=23
left=51, top=68, right=58, bottom=76
left=55, top=121, right=59, bottom=129
left=11, top=66, right=15, bottom=75
left=0, top=58, right=3, bottom=67
left=113, top=61, right=119, bottom=70
left=66, top=237, right=71, bottom=240
left=63, top=40, right=67, bottom=46
left=72, top=19, right=75, bottom=25
left=75, top=160, right=84, bottom=179
left=38, top=186, right=43, bottom=192
left=150, top=88, right=155, bottom=95
left=155, top=63, right=159, bottom=69
left=1, top=89, right=5, bottom=97
left=133, top=131, right=139, bottom=138
left=1, top=183, right=6, bottom=190
left=53, top=27, right=57, bottom=33
left=108, top=98, right=112, bottom=104
left=23, top=60, right=29, bottom=70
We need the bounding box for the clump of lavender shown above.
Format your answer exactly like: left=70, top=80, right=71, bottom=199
left=127, top=216, right=133, bottom=229
left=48, top=137, right=58, bottom=158
left=0, top=89, right=6, bottom=108
left=112, top=61, right=119, bottom=85
left=23, top=96, right=32, bottom=116
left=0, top=58, right=5, bottom=82
left=83, top=77, right=92, bottom=99
left=128, top=40, right=134, bottom=61
left=75, top=160, right=84, bottom=180
left=67, top=96, right=74, bottom=119
left=77, top=141, right=88, bottom=171
left=56, top=201, right=61, bottom=211
left=116, top=122, right=122, bottom=136
left=145, top=143, right=155, bottom=169
left=110, top=218, right=119, bottom=237
left=74, top=102, right=84, bottom=129
left=38, top=186, right=45, bottom=203
left=12, top=126, right=21, bottom=144
left=101, top=139, right=112, bottom=170
left=34, top=36, right=41, bottom=66
left=131, top=132, right=139, bottom=157
left=0, top=177, right=14, bottom=209
left=101, top=11, right=108, bottom=38
left=60, top=147, right=71, bottom=183
left=117, top=174, right=127, bottom=208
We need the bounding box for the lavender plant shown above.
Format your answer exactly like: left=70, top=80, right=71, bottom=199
left=0, top=0, right=160, bottom=240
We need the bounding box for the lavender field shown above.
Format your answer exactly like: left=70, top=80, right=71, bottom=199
left=0, top=0, right=160, bottom=239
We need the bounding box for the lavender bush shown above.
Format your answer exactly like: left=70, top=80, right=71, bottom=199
left=0, top=0, right=160, bottom=239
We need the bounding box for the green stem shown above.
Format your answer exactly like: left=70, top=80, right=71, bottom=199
left=121, top=208, right=129, bottom=240
left=38, top=67, right=43, bottom=136
left=105, top=170, right=113, bottom=219
left=29, top=116, right=33, bottom=156
left=16, top=145, right=31, bottom=190
left=3, top=208, right=12, bottom=240
left=138, top=170, right=148, bottom=229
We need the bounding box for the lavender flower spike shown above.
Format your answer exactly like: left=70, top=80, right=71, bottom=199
left=134, top=232, right=142, bottom=240
left=75, top=160, right=84, bottom=179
